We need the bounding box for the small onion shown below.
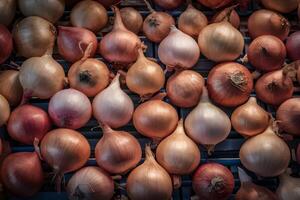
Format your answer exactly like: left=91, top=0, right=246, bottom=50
left=211, top=6, right=240, bottom=29
left=126, top=145, right=173, bottom=200
left=0, top=25, right=13, bottom=64
left=67, top=166, right=114, bottom=200
left=0, top=70, right=23, bottom=106
left=95, top=124, right=142, bottom=174
left=207, top=62, right=253, bottom=107
left=197, top=0, right=233, bottom=9
left=261, top=0, right=298, bottom=13
left=120, top=7, right=143, bottom=34
left=286, top=31, right=300, bottom=61
left=166, top=70, right=204, bottom=108
left=0, top=0, right=16, bottom=26
left=153, top=0, right=183, bottom=10
left=277, top=171, right=300, bottom=200
left=0, top=94, right=10, bottom=126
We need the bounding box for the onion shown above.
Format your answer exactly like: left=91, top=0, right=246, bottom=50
left=95, top=124, right=142, bottom=174
left=255, top=69, right=293, bottom=106
left=19, top=54, right=66, bottom=102
left=207, top=62, right=253, bottom=107
left=7, top=105, right=51, bottom=145
left=236, top=167, right=278, bottom=200
left=211, top=6, right=240, bottom=29
left=231, top=97, right=269, bottom=137
left=126, top=48, right=165, bottom=98
left=197, top=0, right=233, bottom=9
left=67, top=166, right=114, bottom=200
left=261, top=0, right=298, bottom=13
left=13, top=16, right=56, bottom=58
left=120, top=7, right=143, bottom=34
left=99, top=6, right=141, bottom=65
left=96, top=0, right=120, bottom=8
left=198, top=21, right=244, bottom=62
left=0, top=70, right=23, bottom=106
left=166, top=70, right=204, bottom=108
left=192, top=163, right=234, bottom=200
left=184, top=87, right=231, bottom=154
left=71, top=0, right=108, bottom=33
left=92, top=73, right=134, bottom=128
left=49, top=89, right=92, bottom=129
left=276, top=98, right=300, bottom=136
left=246, top=35, right=286, bottom=72
left=0, top=94, right=10, bottom=127
left=1, top=152, right=44, bottom=197
left=178, top=4, right=208, bottom=38
left=248, top=9, right=290, bottom=41
left=0, top=0, right=16, bottom=26
left=57, top=26, right=98, bottom=63
left=0, top=25, right=13, bottom=64
left=126, top=145, right=173, bottom=200
left=239, top=123, right=291, bottom=177
left=40, top=128, right=91, bottom=191
left=277, top=170, right=300, bottom=200
left=133, top=93, right=178, bottom=141
left=18, top=0, right=65, bottom=23
left=286, top=32, right=300, bottom=61
left=158, top=26, right=200, bottom=70
left=143, top=0, right=175, bottom=43
left=153, top=0, right=183, bottom=10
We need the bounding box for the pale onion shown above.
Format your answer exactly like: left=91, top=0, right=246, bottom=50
left=277, top=170, right=300, bottom=200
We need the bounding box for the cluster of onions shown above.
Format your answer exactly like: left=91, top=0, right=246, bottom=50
left=248, top=9, right=290, bottom=41
left=133, top=93, right=178, bottom=141
left=57, top=26, right=98, bottom=63
left=143, top=0, right=175, bottom=43
left=239, top=122, right=291, bottom=177
left=231, top=97, right=269, bottom=137
left=261, top=0, right=298, bottom=13
left=185, top=87, right=231, bottom=154
left=120, top=7, right=143, bottom=34
left=96, top=0, right=120, bottom=8
left=0, top=70, right=23, bottom=106
left=1, top=152, right=44, bottom=197
left=0, top=25, right=13, bottom=64
left=13, top=16, right=56, bottom=58
left=197, top=0, right=232, bottom=9
left=67, top=166, right=114, bottom=200
left=211, top=6, right=240, bottom=29
left=192, top=163, right=234, bottom=200
left=49, top=89, right=92, bottom=129
left=7, top=105, right=51, bottom=145
left=158, top=26, right=200, bottom=70
left=0, top=0, right=16, bottom=26
left=0, top=94, right=10, bottom=126
left=286, top=31, right=300, bottom=61
left=207, top=62, right=253, bottom=107
left=18, top=0, right=65, bottom=23
left=126, top=145, right=173, bottom=200
left=125, top=48, right=165, bottom=99
left=178, top=4, right=208, bottom=38
left=276, top=98, right=300, bottom=136
left=95, top=124, right=142, bottom=174
left=93, top=73, right=134, bottom=128
left=99, top=6, right=141, bottom=65
left=153, top=0, right=183, bottom=10
left=39, top=129, right=90, bottom=191
left=277, top=170, right=300, bottom=200
left=71, top=0, right=108, bottom=33
left=166, top=70, right=204, bottom=108
left=236, top=167, right=277, bottom=200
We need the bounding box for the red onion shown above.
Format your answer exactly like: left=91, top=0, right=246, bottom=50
left=120, top=7, right=143, bottom=34
left=211, top=6, right=240, bottom=29
left=0, top=94, right=10, bottom=126
left=0, top=0, right=16, bottom=26
left=261, top=0, right=298, bottom=13
left=0, top=25, right=13, bottom=64
left=153, top=0, right=183, bottom=10
left=0, top=70, right=23, bottom=106
left=197, top=0, right=233, bottom=9
left=192, top=163, right=234, bottom=200
left=286, top=31, right=300, bottom=61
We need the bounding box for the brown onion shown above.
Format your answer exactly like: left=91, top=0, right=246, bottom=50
left=95, top=124, right=142, bottom=174
left=0, top=70, right=23, bottom=106
left=0, top=0, right=16, bottom=26
left=126, top=145, right=173, bottom=200
left=71, top=0, right=108, bottom=33
left=207, top=62, right=253, bottom=107
left=286, top=31, right=300, bottom=61
left=0, top=25, right=13, bottom=64
left=99, top=6, right=141, bottom=65
left=153, top=0, right=183, bottom=10
left=120, top=7, right=143, bottom=34
left=67, top=166, right=114, bottom=200
left=239, top=123, right=291, bottom=177
left=211, top=6, right=240, bottom=29
left=277, top=170, right=300, bottom=200
left=166, top=70, right=204, bottom=108
left=18, top=0, right=65, bottom=23
left=13, top=16, right=56, bottom=58
left=96, top=0, right=120, bottom=8
left=197, top=0, right=233, bottom=9
left=231, top=97, right=269, bottom=137
left=248, top=9, right=290, bottom=41
left=0, top=94, right=10, bottom=127
left=261, top=0, right=298, bottom=13
left=178, top=4, right=208, bottom=38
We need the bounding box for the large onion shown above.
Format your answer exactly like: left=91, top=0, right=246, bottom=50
left=0, top=70, right=23, bottom=106
left=197, top=0, right=233, bottom=9
left=286, top=31, right=300, bottom=61
left=0, top=25, right=13, bottom=64
left=120, top=7, right=143, bottom=34
left=0, top=0, right=16, bottom=26
left=261, top=0, right=298, bottom=13
left=277, top=170, right=300, bottom=200
left=211, top=6, right=240, bottom=29
left=0, top=94, right=10, bottom=127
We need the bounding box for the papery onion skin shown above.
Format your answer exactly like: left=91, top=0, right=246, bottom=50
left=261, top=0, right=298, bottom=13
left=95, top=124, right=142, bottom=174
left=0, top=94, right=10, bottom=127
left=0, top=0, right=16, bottom=26
left=192, top=163, right=234, bottom=200
left=247, top=35, right=286, bottom=72
left=1, top=152, right=44, bottom=197
left=277, top=171, right=300, bottom=200
left=7, top=105, right=51, bottom=145
left=0, top=25, right=13, bottom=64
left=166, top=70, right=204, bottom=108
left=153, top=0, right=183, bottom=10
left=13, top=16, right=56, bottom=58
left=67, top=166, right=114, bottom=200
left=286, top=32, right=300, bottom=61
left=211, top=7, right=240, bottom=29
left=49, top=89, right=92, bottom=129
left=120, top=7, right=143, bottom=34
left=207, top=62, right=253, bottom=107
left=0, top=70, right=23, bottom=106
left=248, top=9, right=290, bottom=41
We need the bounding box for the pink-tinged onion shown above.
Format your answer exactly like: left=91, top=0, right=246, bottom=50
left=0, top=94, right=10, bottom=126
left=0, top=70, right=23, bottom=106
left=286, top=31, right=300, bottom=61
left=0, top=24, right=13, bottom=64
left=0, top=0, right=16, bottom=26
left=120, top=7, right=143, bottom=34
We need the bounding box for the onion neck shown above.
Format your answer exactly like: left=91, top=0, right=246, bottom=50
left=208, top=177, right=225, bottom=193
left=112, top=6, right=126, bottom=30
left=110, top=73, right=121, bottom=89
left=173, top=119, right=185, bottom=135
left=143, top=0, right=155, bottom=13
left=150, top=92, right=167, bottom=101
left=145, top=145, right=155, bottom=161
left=199, top=87, right=210, bottom=103
left=228, top=70, right=248, bottom=92
left=247, top=97, right=257, bottom=105
left=101, top=123, right=114, bottom=136
left=137, top=48, right=146, bottom=61
left=222, top=4, right=239, bottom=23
